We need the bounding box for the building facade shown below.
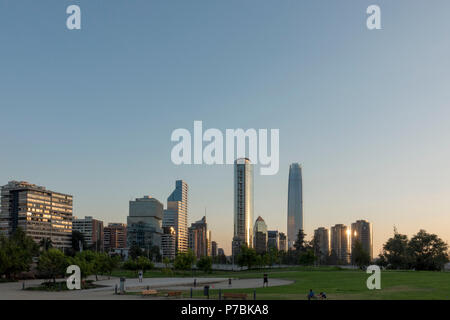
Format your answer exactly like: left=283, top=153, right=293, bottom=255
left=330, top=224, right=351, bottom=264
left=127, top=196, right=163, bottom=250
left=0, top=181, right=72, bottom=249
left=314, top=227, right=330, bottom=264
left=161, top=226, right=176, bottom=260
left=267, top=230, right=279, bottom=250
left=232, top=158, right=253, bottom=258
left=278, top=232, right=287, bottom=252
left=211, top=241, right=218, bottom=258
left=253, top=216, right=268, bottom=254
left=163, top=180, right=188, bottom=253
left=351, top=220, right=373, bottom=260
left=73, top=216, right=104, bottom=251
left=104, top=223, right=127, bottom=251
left=287, top=163, right=303, bottom=249
left=188, top=216, right=208, bottom=258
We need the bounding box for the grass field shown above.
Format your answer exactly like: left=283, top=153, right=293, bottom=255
left=111, top=267, right=450, bottom=300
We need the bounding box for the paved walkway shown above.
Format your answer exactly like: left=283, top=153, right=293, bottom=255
left=0, top=277, right=294, bottom=300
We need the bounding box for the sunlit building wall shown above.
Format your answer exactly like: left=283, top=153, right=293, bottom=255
left=351, top=220, right=373, bottom=260
left=165, top=180, right=188, bottom=253
left=0, top=181, right=72, bottom=249
left=330, top=224, right=351, bottom=264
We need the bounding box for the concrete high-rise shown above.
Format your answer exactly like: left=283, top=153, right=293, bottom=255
left=127, top=196, right=163, bottom=250
left=0, top=181, right=72, bottom=249
left=73, top=216, right=104, bottom=251
left=267, top=230, right=280, bottom=250
left=278, top=232, right=287, bottom=252
left=232, top=158, right=253, bottom=258
left=211, top=241, right=218, bottom=258
left=330, top=224, right=351, bottom=264
left=253, top=216, right=268, bottom=254
left=104, top=223, right=127, bottom=250
left=188, top=216, right=208, bottom=258
left=351, top=220, right=373, bottom=260
left=287, top=163, right=303, bottom=249
left=314, top=227, right=330, bottom=264
left=164, top=180, right=188, bottom=253
left=161, top=226, right=176, bottom=260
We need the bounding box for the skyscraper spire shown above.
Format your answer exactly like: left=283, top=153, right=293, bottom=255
left=287, top=163, right=303, bottom=249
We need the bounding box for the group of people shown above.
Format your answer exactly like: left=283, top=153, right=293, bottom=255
left=307, top=289, right=327, bottom=300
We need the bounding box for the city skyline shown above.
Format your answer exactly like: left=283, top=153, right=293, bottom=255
left=2, top=1, right=450, bottom=257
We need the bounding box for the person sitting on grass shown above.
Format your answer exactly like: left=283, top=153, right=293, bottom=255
left=307, top=289, right=316, bottom=300
left=319, top=292, right=327, bottom=300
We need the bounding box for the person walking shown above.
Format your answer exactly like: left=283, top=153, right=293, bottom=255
left=263, top=274, right=268, bottom=288
left=138, top=270, right=143, bottom=283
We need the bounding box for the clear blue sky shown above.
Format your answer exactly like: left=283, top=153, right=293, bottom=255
left=1, top=1, right=450, bottom=255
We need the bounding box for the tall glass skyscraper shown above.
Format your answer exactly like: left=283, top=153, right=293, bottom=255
left=287, top=163, right=303, bottom=249
left=164, top=180, right=188, bottom=253
left=232, top=158, right=253, bottom=258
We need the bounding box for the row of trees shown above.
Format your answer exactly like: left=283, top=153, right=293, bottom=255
left=377, top=229, right=449, bottom=271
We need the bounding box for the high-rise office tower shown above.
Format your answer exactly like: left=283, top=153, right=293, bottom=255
left=351, top=220, right=373, bottom=260
left=72, top=216, right=104, bottom=251
left=207, top=230, right=212, bottom=256
left=314, top=227, right=330, bottom=264
left=104, top=223, right=127, bottom=250
left=127, top=196, right=163, bottom=250
left=278, top=232, right=287, bottom=252
left=188, top=216, right=208, bottom=258
left=211, top=241, right=218, bottom=258
left=253, top=216, right=268, bottom=254
left=164, top=180, right=188, bottom=253
left=0, top=181, right=72, bottom=249
left=267, top=230, right=280, bottom=250
left=330, top=224, right=351, bottom=264
left=287, top=163, right=303, bottom=249
left=161, top=226, right=176, bottom=260
left=232, top=158, right=253, bottom=258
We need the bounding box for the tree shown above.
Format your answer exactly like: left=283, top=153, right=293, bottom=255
left=135, top=256, right=154, bottom=273
left=293, top=229, right=309, bottom=253
left=0, top=228, right=39, bottom=279
left=94, top=253, right=118, bottom=278
left=71, top=230, right=86, bottom=254
left=267, top=247, right=279, bottom=266
left=68, top=250, right=97, bottom=279
left=37, top=248, right=68, bottom=283
left=379, top=229, right=410, bottom=269
left=236, top=245, right=258, bottom=269
left=408, top=230, right=449, bottom=271
left=147, top=246, right=162, bottom=262
left=298, top=249, right=315, bottom=266
left=39, top=238, right=53, bottom=252
left=129, top=244, right=144, bottom=260
left=352, top=240, right=371, bottom=269
left=196, top=256, right=213, bottom=273
left=163, top=257, right=171, bottom=268
left=173, top=250, right=196, bottom=271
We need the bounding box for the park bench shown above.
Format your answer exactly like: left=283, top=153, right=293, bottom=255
left=167, top=291, right=183, bottom=298
left=141, top=289, right=158, bottom=296
left=223, top=293, right=248, bottom=300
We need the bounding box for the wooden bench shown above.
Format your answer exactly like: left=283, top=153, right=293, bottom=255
left=167, top=291, right=183, bottom=298
left=141, top=289, right=158, bottom=296
left=223, top=293, right=248, bottom=300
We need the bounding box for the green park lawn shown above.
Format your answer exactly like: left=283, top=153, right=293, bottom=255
left=111, top=267, right=450, bottom=300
